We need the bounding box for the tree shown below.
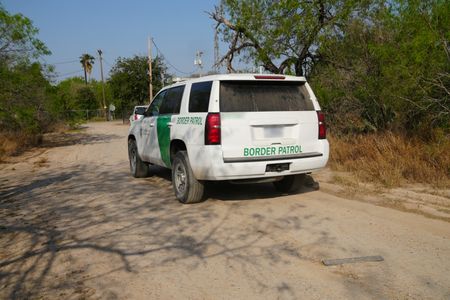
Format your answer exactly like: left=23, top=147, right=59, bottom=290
left=310, top=0, right=449, bottom=135
left=54, top=77, right=85, bottom=113
left=0, top=5, right=50, bottom=63
left=0, top=62, right=52, bottom=133
left=0, top=5, right=52, bottom=136
left=79, top=53, right=95, bottom=84
left=76, top=87, right=97, bottom=110
left=91, top=79, right=112, bottom=110
left=209, top=0, right=369, bottom=76
left=108, top=55, right=167, bottom=109
left=389, top=0, right=450, bottom=133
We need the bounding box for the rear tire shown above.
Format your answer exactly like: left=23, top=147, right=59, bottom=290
left=172, top=151, right=205, bottom=204
left=128, top=139, right=149, bottom=178
left=273, top=174, right=306, bottom=193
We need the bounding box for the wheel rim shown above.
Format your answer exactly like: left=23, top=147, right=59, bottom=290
left=174, top=161, right=187, bottom=195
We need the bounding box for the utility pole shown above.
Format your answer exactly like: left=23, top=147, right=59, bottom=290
left=97, top=49, right=107, bottom=120
left=148, top=37, right=153, bottom=102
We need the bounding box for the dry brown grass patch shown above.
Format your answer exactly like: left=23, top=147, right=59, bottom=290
left=329, top=132, right=450, bottom=188
left=0, top=133, right=43, bottom=161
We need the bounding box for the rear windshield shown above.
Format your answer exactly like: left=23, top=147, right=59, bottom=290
left=220, top=81, right=314, bottom=112
left=135, top=107, right=146, bottom=115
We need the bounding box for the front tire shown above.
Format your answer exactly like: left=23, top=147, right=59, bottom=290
left=273, top=174, right=306, bottom=193
left=128, top=139, right=149, bottom=178
left=172, top=151, right=205, bottom=204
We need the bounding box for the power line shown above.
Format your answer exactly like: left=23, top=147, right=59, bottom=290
left=55, top=69, right=83, bottom=78
left=51, top=59, right=79, bottom=65
left=102, top=57, right=113, bottom=67
left=151, top=39, right=195, bottom=75
left=148, top=37, right=153, bottom=101
left=43, top=45, right=197, bottom=79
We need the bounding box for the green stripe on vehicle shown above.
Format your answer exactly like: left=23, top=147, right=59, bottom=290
left=157, top=115, right=172, bottom=167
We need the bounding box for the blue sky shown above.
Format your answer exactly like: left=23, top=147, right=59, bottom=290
left=2, top=0, right=227, bottom=81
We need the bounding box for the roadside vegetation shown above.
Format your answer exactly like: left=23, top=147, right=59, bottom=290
left=329, top=133, right=449, bottom=188
left=0, top=5, right=166, bottom=159
left=213, top=0, right=449, bottom=188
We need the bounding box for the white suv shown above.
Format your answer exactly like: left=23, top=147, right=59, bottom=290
left=128, top=74, right=329, bottom=203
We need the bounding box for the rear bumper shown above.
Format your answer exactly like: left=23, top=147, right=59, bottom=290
left=223, top=151, right=323, bottom=163
left=188, top=141, right=329, bottom=181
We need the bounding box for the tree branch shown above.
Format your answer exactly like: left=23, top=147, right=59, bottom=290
left=208, top=6, right=279, bottom=73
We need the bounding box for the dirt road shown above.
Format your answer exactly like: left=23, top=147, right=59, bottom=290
left=1, top=122, right=449, bottom=299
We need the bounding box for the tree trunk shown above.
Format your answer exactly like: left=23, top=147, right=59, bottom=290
left=83, top=67, right=87, bottom=85
left=295, top=60, right=303, bottom=76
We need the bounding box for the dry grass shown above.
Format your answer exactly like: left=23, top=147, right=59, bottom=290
left=0, top=123, right=69, bottom=162
left=329, top=132, right=450, bottom=188
left=0, top=133, right=43, bottom=161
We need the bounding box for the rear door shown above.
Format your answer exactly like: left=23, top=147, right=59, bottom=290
left=219, top=80, right=319, bottom=162
left=153, top=85, right=185, bottom=167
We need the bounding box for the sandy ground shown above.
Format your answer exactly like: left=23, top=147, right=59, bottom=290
left=1, top=121, right=449, bottom=299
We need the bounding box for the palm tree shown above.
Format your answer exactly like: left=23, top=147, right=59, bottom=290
left=80, top=53, right=95, bottom=84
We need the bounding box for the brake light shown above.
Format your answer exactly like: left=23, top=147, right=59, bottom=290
left=317, top=111, right=326, bottom=139
left=134, top=114, right=138, bottom=120
left=205, top=113, right=221, bottom=145
left=254, top=75, right=285, bottom=80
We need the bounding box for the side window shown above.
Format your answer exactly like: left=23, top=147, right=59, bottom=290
left=189, top=81, right=212, bottom=112
left=159, top=85, right=185, bottom=115
left=145, top=90, right=166, bottom=117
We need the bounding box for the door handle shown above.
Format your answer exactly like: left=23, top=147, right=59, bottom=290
left=167, top=122, right=174, bottom=127
left=150, top=123, right=154, bottom=127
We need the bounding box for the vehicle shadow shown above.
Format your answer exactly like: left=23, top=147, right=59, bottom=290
left=205, top=174, right=320, bottom=201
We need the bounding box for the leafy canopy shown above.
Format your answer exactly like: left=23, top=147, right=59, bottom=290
left=79, top=53, right=95, bottom=84
left=0, top=4, right=50, bottom=63
left=108, top=55, right=167, bottom=108
left=210, top=0, right=370, bottom=75
left=311, top=0, right=449, bottom=135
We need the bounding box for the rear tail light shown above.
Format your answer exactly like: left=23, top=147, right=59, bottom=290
left=134, top=114, right=138, bottom=120
left=205, top=113, right=221, bottom=145
left=317, top=111, right=326, bottom=139
left=254, top=75, right=285, bottom=80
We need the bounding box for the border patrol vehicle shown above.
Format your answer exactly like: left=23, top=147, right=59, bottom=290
left=128, top=74, right=329, bottom=204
